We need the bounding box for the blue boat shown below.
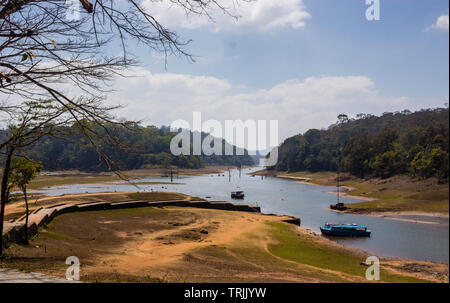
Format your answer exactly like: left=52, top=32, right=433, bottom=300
left=320, top=223, right=371, bottom=237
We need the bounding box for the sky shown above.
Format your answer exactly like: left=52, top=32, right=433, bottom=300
left=106, top=0, right=449, bottom=149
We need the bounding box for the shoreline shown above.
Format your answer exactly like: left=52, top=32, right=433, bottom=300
left=9, top=170, right=448, bottom=268
left=28, top=166, right=236, bottom=190
left=366, top=211, right=449, bottom=225
left=325, top=189, right=378, bottom=202
left=253, top=169, right=449, bottom=219
left=225, top=170, right=448, bottom=227
left=2, top=192, right=447, bottom=282
left=264, top=172, right=378, bottom=202
left=329, top=208, right=449, bottom=225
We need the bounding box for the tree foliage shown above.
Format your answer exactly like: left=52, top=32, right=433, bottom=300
left=272, top=107, right=449, bottom=182
left=10, top=157, right=42, bottom=191
left=10, top=157, right=42, bottom=244
left=1, top=123, right=254, bottom=171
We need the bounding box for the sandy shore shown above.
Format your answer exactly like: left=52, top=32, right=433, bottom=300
left=370, top=211, right=449, bottom=225
left=264, top=172, right=378, bottom=202
left=376, top=211, right=449, bottom=218
left=326, top=190, right=378, bottom=202
left=254, top=170, right=449, bottom=221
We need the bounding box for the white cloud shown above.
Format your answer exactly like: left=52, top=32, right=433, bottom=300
left=431, top=14, right=449, bottom=31
left=142, top=0, right=311, bottom=32
left=109, top=68, right=410, bottom=147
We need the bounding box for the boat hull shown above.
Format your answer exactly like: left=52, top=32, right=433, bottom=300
left=320, top=228, right=371, bottom=237
left=231, top=191, right=245, bottom=199
left=231, top=195, right=244, bottom=199
left=329, top=203, right=347, bottom=211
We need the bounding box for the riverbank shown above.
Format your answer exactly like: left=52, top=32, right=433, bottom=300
left=253, top=170, right=449, bottom=217
left=26, top=166, right=233, bottom=191
left=1, top=192, right=447, bottom=283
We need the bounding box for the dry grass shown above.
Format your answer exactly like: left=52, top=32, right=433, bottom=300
left=2, top=206, right=446, bottom=283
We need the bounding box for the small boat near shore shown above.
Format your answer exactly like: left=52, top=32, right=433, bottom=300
left=320, top=223, right=371, bottom=237
left=330, top=202, right=347, bottom=210
left=329, top=167, right=348, bottom=211
left=231, top=191, right=245, bottom=199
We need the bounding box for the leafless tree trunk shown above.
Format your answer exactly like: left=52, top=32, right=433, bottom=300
left=23, top=186, right=28, bottom=244
left=0, top=146, right=13, bottom=254
left=0, top=0, right=238, bottom=255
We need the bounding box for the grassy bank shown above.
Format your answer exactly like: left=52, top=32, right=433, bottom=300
left=255, top=170, right=449, bottom=215
left=1, top=196, right=447, bottom=282
left=266, top=222, right=434, bottom=282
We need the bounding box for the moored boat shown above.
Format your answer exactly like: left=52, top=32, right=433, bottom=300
left=320, top=223, right=371, bottom=237
left=330, top=202, right=347, bottom=210
left=231, top=191, right=245, bottom=199
left=329, top=164, right=347, bottom=211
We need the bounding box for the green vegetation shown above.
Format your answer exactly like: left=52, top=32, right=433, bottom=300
left=1, top=124, right=253, bottom=172
left=39, top=229, right=76, bottom=242
left=27, top=175, right=120, bottom=189
left=272, top=108, right=449, bottom=183
left=9, top=157, right=43, bottom=244
left=86, top=206, right=167, bottom=217
left=125, top=191, right=190, bottom=201
left=266, top=222, right=427, bottom=282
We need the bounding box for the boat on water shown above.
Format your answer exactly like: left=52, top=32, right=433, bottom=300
left=330, top=202, right=347, bottom=210
left=329, top=164, right=347, bottom=211
left=320, top=223, right=371, bottom=237
left=231, top=191, right=245, bottom=199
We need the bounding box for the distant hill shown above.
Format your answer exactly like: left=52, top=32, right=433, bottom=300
left=270, top=107, right=449, bottom=182
left=248, top=148, right=273, bottom=166
left=0, top=124, right=254, bottom=172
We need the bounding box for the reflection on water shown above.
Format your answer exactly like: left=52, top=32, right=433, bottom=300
left=33, top=167, right=449, bottom=264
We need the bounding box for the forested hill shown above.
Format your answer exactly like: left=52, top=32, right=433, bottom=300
left=0, top=124, right=254, bottom=172
left=271, top=107, right=449, bottom=182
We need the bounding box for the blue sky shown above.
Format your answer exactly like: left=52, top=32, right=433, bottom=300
left=109, top=0, right=449, bottom=146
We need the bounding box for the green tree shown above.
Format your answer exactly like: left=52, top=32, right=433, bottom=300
left=10, top=158, right=43, bottom=244
left=430, top=147, right=449, bottom=183
left=343, top=133, right=374, bottom=177
left=372, top=150, right=399, bottom=178
left=273, top=107, right=448, bottom=182
left=410, top=151, right=434, bottom=179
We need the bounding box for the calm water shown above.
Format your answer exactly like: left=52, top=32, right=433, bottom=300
left=33, top=167, right=449, bottom=264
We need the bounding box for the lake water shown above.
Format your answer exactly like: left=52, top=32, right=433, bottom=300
left=33, top=167, right=449, bottom=264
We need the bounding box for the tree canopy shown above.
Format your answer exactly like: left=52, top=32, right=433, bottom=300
left=0, top=122, right=254, bottom=171
left=271, top=107, right=449, bottom=182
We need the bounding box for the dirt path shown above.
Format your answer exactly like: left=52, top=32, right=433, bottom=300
left=85, top=211, right=278, bottom=276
